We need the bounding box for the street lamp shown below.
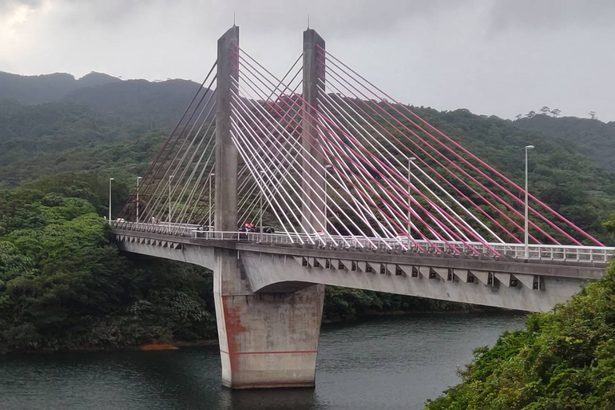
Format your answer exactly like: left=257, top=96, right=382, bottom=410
left=407, top=157, right=416, bottom=243
left=208, top=172, right=214, bottom=230
left=524, top=145, right=535, bottom=258
left=136, top=176, right=142, bottom=223
left=108, top=177, right=114, bottom=222
left=168, top=175, right=174, bottom=223
left=259, top=171, right=264, bottom=234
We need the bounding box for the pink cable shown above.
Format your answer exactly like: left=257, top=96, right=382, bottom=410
left=323, top=47, right=603, bottom=246
left=324, top=60, right=561, bottom=244
left=319, top=89, right=524, bottom=244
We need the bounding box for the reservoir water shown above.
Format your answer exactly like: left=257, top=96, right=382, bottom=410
left=1, top=312, right=524, bottom=409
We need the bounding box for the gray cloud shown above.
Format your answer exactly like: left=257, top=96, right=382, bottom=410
left=488, top=0, right=615, bottom=33
left=1, top=0, right=614, bottom=121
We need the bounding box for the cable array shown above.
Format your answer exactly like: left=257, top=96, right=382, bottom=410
left=121, top=44, right=603, bottom=254
left=121, top=61, right=218, bottom=229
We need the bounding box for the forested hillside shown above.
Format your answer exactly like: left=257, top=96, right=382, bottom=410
left=0, top=71, right=120, bottom=104
left=515, top=114, right=615, bottom=172
left=0, top=71, right=201, bottom=129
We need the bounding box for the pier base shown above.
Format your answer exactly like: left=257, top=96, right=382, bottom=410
left=213, top=249, right=325, bottom=389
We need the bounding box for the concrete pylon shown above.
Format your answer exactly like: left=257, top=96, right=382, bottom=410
left=301, top=29, right=326, bottom=233
left=212, top=26, right=325, bottom=389
left=214, top=25, right=239, bottom=231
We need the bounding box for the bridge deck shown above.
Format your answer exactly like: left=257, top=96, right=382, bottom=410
left=112, top=222, right=612, bottom=280
left=112, top=221, right=613, bottom=263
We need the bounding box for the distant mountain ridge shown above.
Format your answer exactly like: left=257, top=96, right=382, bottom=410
left=0, top=71, right=203, bottom=128
left=0, top=71, right=121, bottom=104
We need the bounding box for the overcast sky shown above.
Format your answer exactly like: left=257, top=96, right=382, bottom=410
left=1, top=0, right=614, bottom=121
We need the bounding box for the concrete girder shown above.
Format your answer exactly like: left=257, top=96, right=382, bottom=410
left=454, top=269, right=470, bottom=283
left=514, top=273, right=536, bottom=289
left=241, top=251, right=586, bottom=312
left=366, top=262, right=379, bottom=274
left=432, top=267, right=449, bottom=281
left=418, top=266, right=430, bottom=278
left=399, top=265, right=414, bottom=277
left=387, top=263, right=397, bottom=275
left=472, top=270, right=491, bottom=285
left=495, top=273, right=512, bottom=287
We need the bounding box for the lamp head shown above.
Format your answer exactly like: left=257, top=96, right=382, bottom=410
left=525, top=145, right=535, bottom=150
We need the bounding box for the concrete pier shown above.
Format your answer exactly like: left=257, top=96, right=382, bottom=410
left=214, top=247, right=324, bottom=388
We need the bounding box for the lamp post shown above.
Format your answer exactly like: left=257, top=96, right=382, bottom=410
left=108, top=177, right=114, bottom=223
left=208, top=172, right=214, bottom=230
left=259, top=171, right=264, bottom=233
left=524, top=145, right=535, bottom=259
left=168, top=175, right=174, bottom=223
left=407, top=157, right=416, bottom=243
left=136, top=176, right=142, bottom=223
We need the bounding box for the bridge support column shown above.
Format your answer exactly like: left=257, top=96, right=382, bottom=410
left=214, top=248, right=325, bottom=388
left=301, top=28, right=326, bottom=233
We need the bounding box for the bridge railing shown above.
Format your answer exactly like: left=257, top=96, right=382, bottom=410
left=111, top=220, right=198, bottom=237
left=110, top=221, right=615, bottom=264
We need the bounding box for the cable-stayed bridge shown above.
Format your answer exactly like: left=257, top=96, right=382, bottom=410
left=112, top=26, right=613, bottom=389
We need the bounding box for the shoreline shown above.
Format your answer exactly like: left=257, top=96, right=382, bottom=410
left=0, top=310, right=524, bottom=355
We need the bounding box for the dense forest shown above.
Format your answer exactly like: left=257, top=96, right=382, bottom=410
left=1, top=72, right=615, bottom=368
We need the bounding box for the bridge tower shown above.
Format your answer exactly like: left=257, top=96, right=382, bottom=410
left=301, top=29, right=326, bottom=232
left=212, top=26, right=325, bottom=389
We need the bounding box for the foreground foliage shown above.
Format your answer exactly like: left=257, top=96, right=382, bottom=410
left=0, top=184, right=216, bottom=351
left=426, top=263, right=615, bottom=409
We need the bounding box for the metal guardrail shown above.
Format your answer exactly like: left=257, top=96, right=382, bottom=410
left=111, top=221, right=615, bottom=264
